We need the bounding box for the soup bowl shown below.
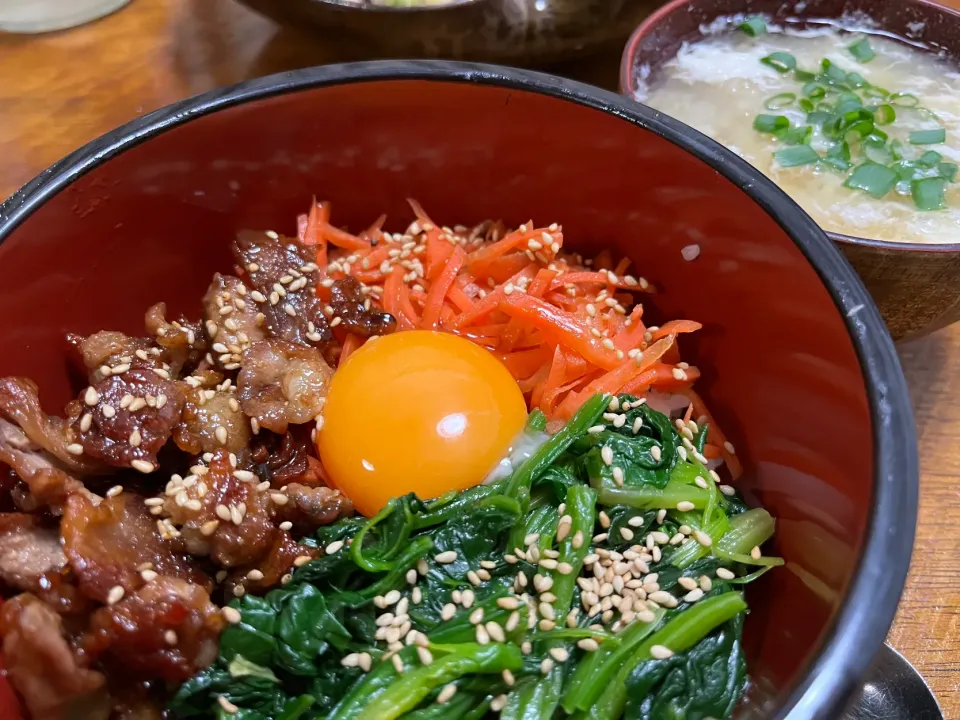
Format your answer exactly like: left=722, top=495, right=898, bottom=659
left=620, top=0, right=960, bottom=342
left=236, top=0, right=664, bottom=66
left=0, top=61, right=916, bottom=717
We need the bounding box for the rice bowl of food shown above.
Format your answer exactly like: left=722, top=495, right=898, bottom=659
left=0, top=62, right=915, bottom=718
left=621, top=0, right=960, bottom=341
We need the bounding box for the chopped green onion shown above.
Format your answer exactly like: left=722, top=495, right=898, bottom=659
left=738, top=16, right=767, bottom=36
left=806, top=110, right=832, bottom=125
left=794, top=68, right=816, bottom=82
left=909, top=129, right=946, bottom=145
left=761, top=52, right=797, bottom=73
left=916, top=151, right=942, bottom=168
left=889, top=92, right=919, bottom=107
left=847, top=37, right=876, bottom=62
left=774, top=145, right=820, bottom=167
left=938, top=163, right=958, bottom=182
left=802, top=82, right=826, bottom=99
left=821, top=59, right=849, bottom=84
left=778, top=125, right=812, bottom=145
left=753, top=114, right=790, bottom=133
left=863, top=143, right=894, bottom=165
left=866, top=129, right=888, bottom=144
left=835, top=97, right=863, bottom=115
left=844, top=162, right=898, bottom=198
left=765, top=93, right=796, bottom=110
left=893, top=161, right=920, bottom=183
left=889, top=139, right=906, bottom=161
left=845, top=72, right=869, bottom=88
left=862, top=85, right=889, bottom=99
left=872, top=104, right=896, bottom=125
left=912, top=177, right=947, bottom=210
left=798, top=98, right=815, bottom=113
left=820, top=142, right=851, bottom=172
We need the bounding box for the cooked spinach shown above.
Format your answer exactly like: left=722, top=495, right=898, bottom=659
left=171, top=393, right=779, bottom=719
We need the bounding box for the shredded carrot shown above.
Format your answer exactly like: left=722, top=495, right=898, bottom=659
left=304, top=199, right=739, bottom=481
left=421, top=247, right=466, bottom=330
left=340, top=333, right=363, bottom=361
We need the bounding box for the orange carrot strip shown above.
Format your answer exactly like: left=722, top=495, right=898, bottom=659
left=340, top=333, right=363, bottom=361
left=318, top=221, right=370, bottom=252
left=498, top=294, right=620, bottom=371
left=399, top=282, right=420, bottom=327
left=614, top=305, right=647, bottom=352
left=426, top=229, right=455, bottom=280
left=518, top=363, right=551, bottom=394
left=548, top=271, right=612, bottom=291
left=361, top=214, right=387, bottom=243
left=483, top=253, right=535, bottom=285
left=420, top=245, right=467, bottom=330
left=620, top=365, right=701, bottom=395
left=304, top=201, right=329, bottom=269
left=554, top=335, right=676, bottom=419
left=652, top=320, right=702, bottom=341
left=528, top=268, right=558, bottom=298
left=468, top=227, right=561, bottom=277
left=673, top=387, right=743, bottom=479
left=383, top=267, right=415, bottom=330
left=535, top=346, right=566, bottom=413
left=445, top=283, right=477, bottom=314
left=703, top=444, right=723, bottom=459
left=497, top=347, right=550, bottom=380
left=614, top=257, right=631, bottom=276
left=449, top=264, right=538, bottom=329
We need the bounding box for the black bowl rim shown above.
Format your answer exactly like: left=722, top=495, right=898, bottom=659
left=0, top=60, right=918, bottom=719
left=618, top=0, right=960, bottom=254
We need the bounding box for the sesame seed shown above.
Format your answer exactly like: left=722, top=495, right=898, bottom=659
left=539, top=558, right=558, bottom=570
left=434, top=551, right=457, bottom=564
left=215, top=504, right=231, bottom=521
left=650, top=446, right=662, bottom=461
left=587, top=424, right=605, bottom=435
left=391, top=654, right=404, bottom=674
left=540, top=658, right=555, bottom=674
left=612, top=467, right=625, bottom=486
left=678, top=577, right=698, bottom=591
left=217, top=696, right=239, bottom=714
left=467, top=570, right=482, bottom=586
left=475, top=624, right=490, bottom=645
left=620, top=527, right=635, bottom=541
left=66, top=443, right=84, bottom=456
left=486, top=621, right=506, bottom=643
left=270, top=492, right=288, bottom=506
left=695, top=530, right=713, bottom=547
left=293, top=555, right=312, bottom=567
left=436, top=684, right=457, bottom=704
left=557, top=562, right=574, bottom=575
left=549, top=647, right=569, bottom=662
left=215, top=426, right=228, bottom=445
left=107, top=585, right=125, bottom=605
left=131, top=459, right=154, bottom=474
left=326, top=540, right=344, bottom=555
left=751, top=546, right=762, bottom=560
left=695, top=476, right=708, bottom=489
left=84, top=387, right=100, bottom=406
left=140, top=569, right=158, bottom=582
left=441, top=603, right=456, bottom=621
left=676, top=501, right=696, bottom=512
left=497, top=596, right=519, bottom=610
left=461, top=589, right=475, bottom=608
left=600, top=446, right=614, bottom=466
left=417, top=646, right=433, bottom=665
left=651, top=644, right=675, bottom=660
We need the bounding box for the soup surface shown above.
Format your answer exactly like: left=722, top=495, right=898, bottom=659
left=636, top=20, right=960, bottom=244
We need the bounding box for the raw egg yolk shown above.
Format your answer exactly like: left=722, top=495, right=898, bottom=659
left=317, top=330, right=527, bottom=517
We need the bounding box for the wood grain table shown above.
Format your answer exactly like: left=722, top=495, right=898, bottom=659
left=1, top=0, right=958, bottom=715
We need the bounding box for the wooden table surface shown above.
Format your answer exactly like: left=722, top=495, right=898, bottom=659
left=1, top=0, right=959, bottom=714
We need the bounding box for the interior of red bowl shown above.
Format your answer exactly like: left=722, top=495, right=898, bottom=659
left=0, top=70, right=904, bottom=716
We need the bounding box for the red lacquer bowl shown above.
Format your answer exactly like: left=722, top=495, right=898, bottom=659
left=0, top=62, right=916, bottom=718
left=620, top=0, right=960, bottom=342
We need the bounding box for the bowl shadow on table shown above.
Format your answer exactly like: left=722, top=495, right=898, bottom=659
left=897, top=329, right=952, bottom=443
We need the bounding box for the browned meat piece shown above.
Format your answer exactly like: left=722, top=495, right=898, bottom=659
left=83, top=576, right=224, bottom=684
left=144, top=302, right=206, bottom=377
left=0, top=378, right=108, bottom=475
left=0, top=417, right=86, bottom=512
left=0, top=514, right=65, bottom=592
left=67, top=368, right=185, bottom=473
left=67, top=330, right=157, bottom=384
left=224, top=531, right=318, bottom=596
left=173, top=376, right=251, bottom=456
left=249, top=431, right=315, bottom=487
left=202, top=273, right=268, bottom=371
left=61, top=491, right=209, bottom=604
left=274, top=483, right=353, bottom=535
left=238, top=340, right=332, bottom=434
left=1, top=593, right=108, bottom=720
left=330, top=276, right=397, bottom=338
left=159, top=450, right=277, bottom=568
left=232, top=230, right=331, bottom=347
